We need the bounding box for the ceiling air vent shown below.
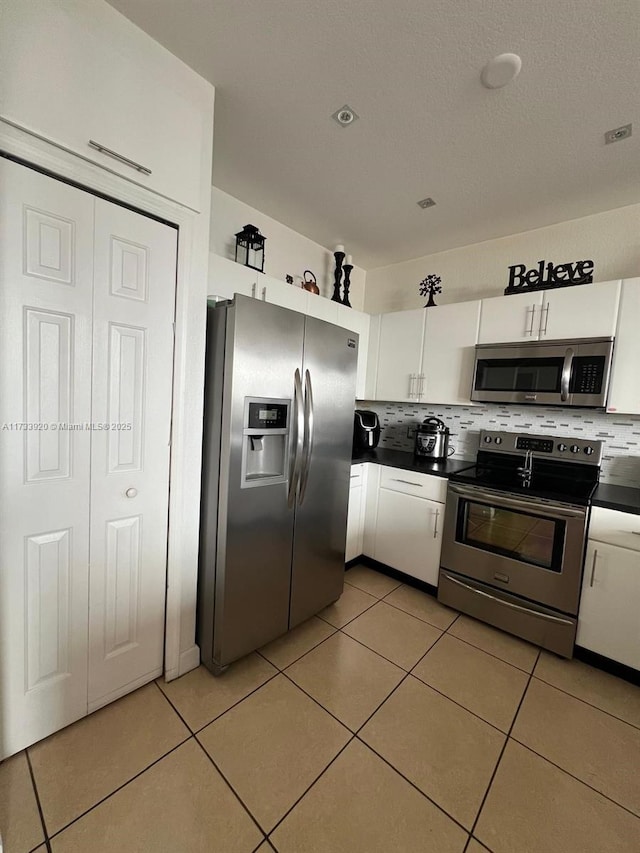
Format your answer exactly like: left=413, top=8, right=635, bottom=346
left=605, top=124, right=632, bottom=144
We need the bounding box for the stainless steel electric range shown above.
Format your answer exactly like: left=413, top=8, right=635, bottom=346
left=438, top=430, right=603, bottom=658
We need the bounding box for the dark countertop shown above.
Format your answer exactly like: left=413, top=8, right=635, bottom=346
left=592, top=483, right=640, bottom=516
left=351, top=448, right=475, bottom=479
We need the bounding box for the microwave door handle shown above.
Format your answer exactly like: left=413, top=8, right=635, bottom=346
left=447, top=483, right=585, bottom=519
left=561, top=347, right=575, bottom=402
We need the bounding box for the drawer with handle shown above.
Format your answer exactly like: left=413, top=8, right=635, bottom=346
left=588, top=506, right=640, bottom=551
left=379, top=466, right=447, bottom=503
left=350, top=464, right=365, bottom=487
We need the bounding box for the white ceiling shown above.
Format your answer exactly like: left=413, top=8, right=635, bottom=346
left=107, top=0, right=640, bottom=270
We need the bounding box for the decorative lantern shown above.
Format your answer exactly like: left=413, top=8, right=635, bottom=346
left=234, top=224, right=265, bottom=273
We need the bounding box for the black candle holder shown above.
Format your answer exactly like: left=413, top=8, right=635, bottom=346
left=342, top=264, right=353, bottom=308
left=332, top=251, right=345, bottom=303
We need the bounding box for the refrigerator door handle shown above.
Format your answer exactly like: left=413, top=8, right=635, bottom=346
left=287, top=368, right=305, bottom=508
left=298, top=368, right=315, bottom=505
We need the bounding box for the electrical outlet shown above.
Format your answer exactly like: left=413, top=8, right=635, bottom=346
left=407, top=425, right=417, bottom=438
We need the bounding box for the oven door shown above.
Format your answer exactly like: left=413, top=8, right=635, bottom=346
left=440, top=483, right=588, bottom=614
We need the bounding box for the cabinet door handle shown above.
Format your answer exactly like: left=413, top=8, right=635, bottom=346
left=251, top=283, right=257, bottom=298
left=261, top=286, right=267, bottom=301
left=408, top=374, right=415, bottom=398
left=540, top=303, right=550, bottom=336
left=589, top=548, right=598, bottom=587
left=88, top=140, right=152, bottom=175
left=525, top=305, right=535, bottom=336
left=417, top=374, right=425, bottom=399
left=433, top=508, right=440, bottom=539
left=390, top=478, right=423, bottom=487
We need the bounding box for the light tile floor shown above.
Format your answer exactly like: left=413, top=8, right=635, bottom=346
left=2, top=564, right=640, bottom=852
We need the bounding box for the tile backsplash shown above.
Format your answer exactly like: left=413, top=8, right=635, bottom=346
left=359, top=401, right=640, bottom=488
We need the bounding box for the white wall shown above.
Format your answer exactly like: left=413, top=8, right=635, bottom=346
left=210, top=187, right=366, bottom=311
left=364, top=204, right=640, bottom=314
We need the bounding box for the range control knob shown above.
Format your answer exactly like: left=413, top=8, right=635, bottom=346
left=557, top=443, right=567, bottom=452
left=494, top=437, right=503, bottom=445
left=584, top=446, right=594, bottom=456
left=570, top=444, right=580, bottom=454
left=484, top=436, right=492, bottom=443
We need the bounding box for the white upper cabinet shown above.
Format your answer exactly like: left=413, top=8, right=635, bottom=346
left=259, top=274, right=310, bottom=314
left=307, top=296, right=339, bottom=325
left=208, top=254, right=257, bottom=301
left=374, top=309, right=425, bottom=402
left=421, top=301, right=481, bottom=405
left=540, top=280, right=621, bottom=340
left=478, top=291, right=541, bottom=344
left=0, top=0, right=214, bottom=212
left=479, top=281, right=621, bottom=345
left=335, top=304, right=370, bottom=400
left=607, top=278, right=640, bottom=414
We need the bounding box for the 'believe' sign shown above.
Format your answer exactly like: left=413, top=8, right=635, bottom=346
left=505, top=259, right=594, bottom=295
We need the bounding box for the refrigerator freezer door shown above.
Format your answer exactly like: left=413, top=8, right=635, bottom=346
left=289, top=317, right=358, bottom=627
left=201, top=296, right=305, bottom=669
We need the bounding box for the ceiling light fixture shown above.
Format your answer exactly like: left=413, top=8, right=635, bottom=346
left=605, top=123, right=632, bottom=144
left=481, top=53, right=522, bottom=89
left=417, top=197, right=436, bottom=209
left=331, top=105, right=359, bottom=127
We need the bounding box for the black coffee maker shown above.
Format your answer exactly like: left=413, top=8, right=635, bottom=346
left=353, top=410, right=381, bottom=451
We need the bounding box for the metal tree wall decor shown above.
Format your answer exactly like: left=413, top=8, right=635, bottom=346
left=419, top=275, right=442, bottom=307
left=504, top=258, right=594, bottom=295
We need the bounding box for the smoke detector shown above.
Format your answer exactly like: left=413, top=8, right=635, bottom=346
left=605, top=124, right=632, bottom=144
left=331, top=105, right=359, bottom=127
left=417, top=197, right=436, bottom=209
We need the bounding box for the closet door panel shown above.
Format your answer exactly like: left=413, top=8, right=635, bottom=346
left=0, top=158, right=93, bottom=759
left=88, top=199, right=176, bottom=710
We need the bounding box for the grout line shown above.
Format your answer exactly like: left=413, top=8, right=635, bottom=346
left=442, top=625, right=537, bottom=675
left=255, top=622, right=339, bottom=672
left=25, top=750, right=51, bottom=851
left=152, top=679, right=193, bottom=732
left=530, top=673, right=640, bottom=732
left=191, top=667, right=282, bottom=736
left=337, top=626, right=426, bottom=674
left=380, top=592, right=461, bottom=633
left=353, top=733, right=472, bottom=837
left=265, top=736, right=356, bottom=841
left=279, top=667, right=360, bottom=734
left=467, top=647, right=542, bottom=842
left=315, top=593, right=380, bottom=631
left=193, top=736, right=268, bottom=839
left=45, top=736, right=191, bottom=843
left=508, top=736, right=640, bottom=822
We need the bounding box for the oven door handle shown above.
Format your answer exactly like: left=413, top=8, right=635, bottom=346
left=441, top=573, right=575, bottom=626
left=561, top=347, right=574, bottom=403
left=447, top=483, right=586, bottom=519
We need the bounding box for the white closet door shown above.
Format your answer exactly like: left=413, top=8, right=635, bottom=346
left=0, top=158, right=93, bottom=758
left=88, top=199, right=176, bottom=710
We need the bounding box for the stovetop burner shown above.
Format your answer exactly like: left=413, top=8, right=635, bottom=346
left=450, top=429, right=603, bottom=506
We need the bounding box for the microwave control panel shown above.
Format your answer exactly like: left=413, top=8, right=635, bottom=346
left=570, top=356, right=605, bottom=395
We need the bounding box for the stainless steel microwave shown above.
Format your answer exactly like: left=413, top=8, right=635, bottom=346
left=471, top=337, right=614, bottom=407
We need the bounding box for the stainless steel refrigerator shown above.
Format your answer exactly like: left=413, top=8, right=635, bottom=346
left=198, top=294, right=358, bottom=674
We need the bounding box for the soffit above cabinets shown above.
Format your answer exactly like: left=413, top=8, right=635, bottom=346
left=107, top=0, right=640, bottom=269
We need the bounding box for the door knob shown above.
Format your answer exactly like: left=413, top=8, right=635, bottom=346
left=125, top=487, right=138, bottom=498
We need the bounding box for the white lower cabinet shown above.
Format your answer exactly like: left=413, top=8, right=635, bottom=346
left=577, top=508, right=640, bottom=670
left=374, top=489, right=443, bottom=585
left=346, top=465, right=366, bottom=562
left=358, top=464, right=445, bottom=585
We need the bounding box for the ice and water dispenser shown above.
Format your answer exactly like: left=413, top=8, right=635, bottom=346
left=241, top=398, right=290, bottom=488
